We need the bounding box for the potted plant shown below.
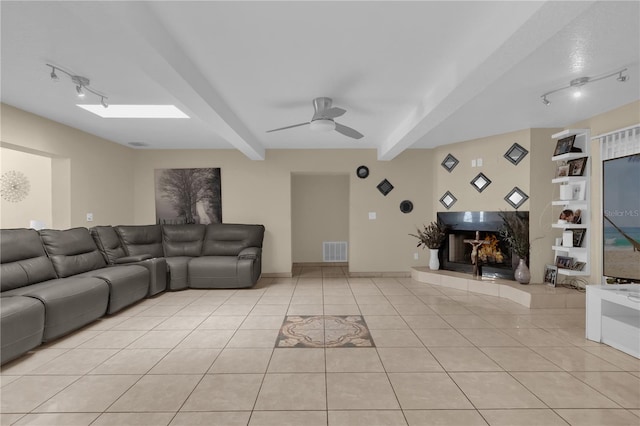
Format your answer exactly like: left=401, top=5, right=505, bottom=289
left=410, top=221, right=447, bottom=270
left=499, top=211, right=530, bottom=284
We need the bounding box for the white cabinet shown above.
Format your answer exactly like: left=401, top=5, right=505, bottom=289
left=586, top=284, right=640, bottom=358
left=551, top=129, right=591, bottom=278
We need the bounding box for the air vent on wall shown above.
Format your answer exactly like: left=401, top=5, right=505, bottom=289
left=323, top=241, right=348, bottom=262
left=128, top=142, right=148, bottom=147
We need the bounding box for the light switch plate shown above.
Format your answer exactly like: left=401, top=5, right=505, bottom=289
left=477, top=158, right=483, bottom=167
left=368, top=212, right=376, bottom=220
left=86, top=213, right=93, bottom=222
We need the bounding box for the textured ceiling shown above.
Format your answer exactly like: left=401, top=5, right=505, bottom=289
left=1, top=1, right=638, bottom=160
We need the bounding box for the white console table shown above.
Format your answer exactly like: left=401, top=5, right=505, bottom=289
left=586, top=284, right=640, bottom=358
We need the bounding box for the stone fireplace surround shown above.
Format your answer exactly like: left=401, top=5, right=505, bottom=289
left=437, top=211, right=529, bottom=281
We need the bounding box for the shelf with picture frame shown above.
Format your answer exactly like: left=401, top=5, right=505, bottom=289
left=551, top=129, right=591, bottom=280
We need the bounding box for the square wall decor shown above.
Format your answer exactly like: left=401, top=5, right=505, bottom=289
left=504, top=187, right=529, bottom=209
left=377, top=179, right=394, bottom=196
left=439, top=191, right=457, bottom=210
left=441, top=154, right=459, bottom=173
left=470, top=172, right=492, bottom=193
left=504, top=143, right=529, bottom=165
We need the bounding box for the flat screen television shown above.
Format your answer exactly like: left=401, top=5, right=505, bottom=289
left=602, top=153, right=640, bottom=282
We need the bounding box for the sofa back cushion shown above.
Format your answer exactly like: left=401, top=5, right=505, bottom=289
left=202, top=224, right=265, bottom=256
left=39, top=228, right=107, bottom=278
left=116, top=225, right=164, bottom=258
left=90, top=226, right=126, bottom=264
left=0, top=229, right=57, bottom=291
left=162, top=224, right=205, bottom=257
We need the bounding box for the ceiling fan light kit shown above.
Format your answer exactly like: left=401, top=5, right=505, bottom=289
left=309, top=118, right=335, bottom=132
left=267, top=97, right=363, bottom=139
left=540, top=67, right=628, bottom=105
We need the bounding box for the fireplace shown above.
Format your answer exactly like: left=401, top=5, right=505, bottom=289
left=437, top=211, right=529, bottom=280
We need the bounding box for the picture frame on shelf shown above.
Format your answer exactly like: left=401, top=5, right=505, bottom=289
left=559, top=209, right=581, bottom=224
left=574, top=181, right=587, bottom=200
left=554, top=135, right=576, bottom=156
left=572, top=228, right=586, bottom=247
left=571, top=261, right=586, bottom=271
left=567, top=157, right=588, bottom=176
left=556, top=255, right=574, bottom=269
left=556, top=164, right=570, bottom=178
left=544, top=264, right=558, bottom=287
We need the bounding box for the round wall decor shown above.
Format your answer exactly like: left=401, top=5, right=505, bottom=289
left=1, top=170, right=30, bottom=202
left=356, top=165, right=369, bottom=179
left=400, top=200, right=413, bottom=213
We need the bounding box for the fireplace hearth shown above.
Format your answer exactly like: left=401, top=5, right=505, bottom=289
left=437, top=211, right=529, bottom=280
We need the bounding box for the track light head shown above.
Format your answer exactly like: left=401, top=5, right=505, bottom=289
left=542, top=96, right=550, bottom=106
left=76, top=85, right=85, bottom=98
left=617, top=72, right=628, bottom=82
left=100, top=97, right=108, bottom=108
left=49, top=66, right=59, bottom=81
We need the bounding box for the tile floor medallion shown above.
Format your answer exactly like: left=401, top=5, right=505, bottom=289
left=276, top=315, right=375, bottom=348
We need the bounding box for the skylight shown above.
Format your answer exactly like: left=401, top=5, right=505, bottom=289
left=77, top=104, right=189, bottom=118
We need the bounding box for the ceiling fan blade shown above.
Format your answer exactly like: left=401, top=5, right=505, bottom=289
left=313, top=107, right=346, bottom=120
left=266, top=122, right=310, bottom=133
left=334, top=122, right=364, bottom=139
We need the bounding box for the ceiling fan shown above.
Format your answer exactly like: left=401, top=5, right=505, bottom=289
left=266, top=97, right=363, bottom=139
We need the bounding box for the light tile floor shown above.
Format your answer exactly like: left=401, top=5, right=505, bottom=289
left=1, top=265, right=639, bottom=425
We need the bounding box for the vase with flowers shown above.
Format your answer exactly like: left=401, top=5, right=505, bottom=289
left=410, top=221, right=447, bottom=270
left=499, top=211, right=530, bottom=284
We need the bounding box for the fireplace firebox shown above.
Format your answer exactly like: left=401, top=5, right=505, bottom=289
left=436, top=211, right=529, bottom=280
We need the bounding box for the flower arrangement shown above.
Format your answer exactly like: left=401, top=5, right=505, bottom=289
left=410, top=221, right=447, bottom=249
left=499, top=211, right=530, bottom=259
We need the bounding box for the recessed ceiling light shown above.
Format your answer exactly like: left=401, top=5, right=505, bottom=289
left=77, top=104, right=189, bottom=118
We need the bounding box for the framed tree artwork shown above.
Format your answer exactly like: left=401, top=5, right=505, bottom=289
left=154, top=168, right=222, bottom=224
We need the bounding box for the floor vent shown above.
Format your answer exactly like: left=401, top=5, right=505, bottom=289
left=323, top=241, right=348, bottom=262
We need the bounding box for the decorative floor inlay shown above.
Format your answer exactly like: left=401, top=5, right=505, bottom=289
left=276, top=315, right=375, bottom=348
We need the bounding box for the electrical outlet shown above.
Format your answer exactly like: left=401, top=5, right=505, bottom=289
left=477, top=158, right=483, bottom=167
left=414, top=252, right=419, bottom=260
left=471, top=159, right=477, bottom=167
left=86, top=213, right=93, bottom=222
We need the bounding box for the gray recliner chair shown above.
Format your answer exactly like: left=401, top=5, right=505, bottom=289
left=39, top=228, right=150, bottom=314
left=90, top=225, right=167, bottom=296
left=1, top=228, right=110, bottom=342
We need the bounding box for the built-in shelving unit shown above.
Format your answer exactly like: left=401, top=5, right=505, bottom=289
left=551, top=129, right=591, bottom=280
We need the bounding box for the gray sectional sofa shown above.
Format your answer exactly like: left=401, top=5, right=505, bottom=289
left=0, top=223, right=265, bottom=365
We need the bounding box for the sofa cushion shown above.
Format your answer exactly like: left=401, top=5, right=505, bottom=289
left=116, top=225, right=164, bottom=258
left=201, top=224, right=265, bottom=256
left=1, top=296, right=45, bottom=365
left=39, top=228, right=107, bottom=278
left=76, top=265, right=149, bottom=314
left=162, top=224, right=205, bottom=257
left=90, top=226, right=126, bottom=264
left=165, top=257, right=191, bottom=290
left=3, top=277, right=109, bottom=341
left=1, top=229, right=57, bottom=292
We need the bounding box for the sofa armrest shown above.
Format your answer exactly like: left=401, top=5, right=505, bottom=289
left=115, top=254, right=153, bottom=264
left=238, top=247, right=261, bottom=260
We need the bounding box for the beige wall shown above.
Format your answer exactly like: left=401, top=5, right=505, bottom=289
left=0, top=104, right=135, bottom=228
left=569, top=100, right=640, bottom=284
left=291, top=174, right=349, bottom=263
left=0, top=147, right=52, bottom=228
left=432, top=129, right=532, bottom=213
left=3, top=101, right=637, bottom=279
left=132, top=149, right=435, bottom=275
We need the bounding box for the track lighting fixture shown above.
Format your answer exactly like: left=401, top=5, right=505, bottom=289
left=46, top=64, right=108, bottom=107
left=540, top=67, right=628, bottom=105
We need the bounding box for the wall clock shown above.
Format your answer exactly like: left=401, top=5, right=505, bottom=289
left=1, top=170, right=30, bottom=202
left=356, top=165, right=369, bottom=179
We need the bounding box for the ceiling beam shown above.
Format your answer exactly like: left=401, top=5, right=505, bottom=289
left=67, top=2, right=265, bottom=160
left=377, top=1, right=596, bottom=161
